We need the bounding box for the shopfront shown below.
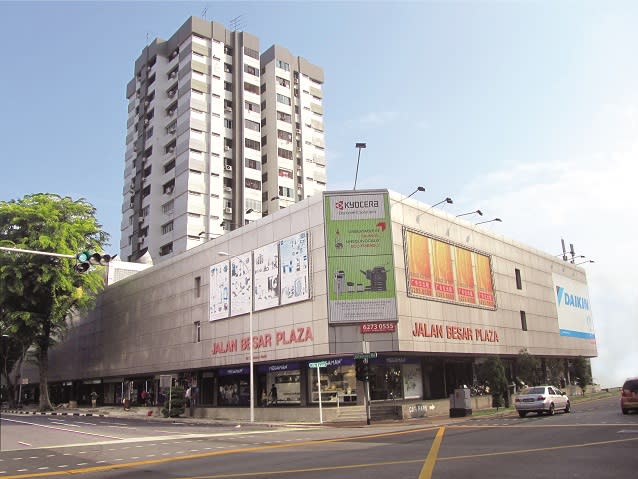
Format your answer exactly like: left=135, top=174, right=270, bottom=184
left=307, top=357, right=357, bottom=404
left=217, top=367, right=250, bottom=406
left=368, top=357, right=423, bottom=401
left=258, top=362, right=301, bottom=406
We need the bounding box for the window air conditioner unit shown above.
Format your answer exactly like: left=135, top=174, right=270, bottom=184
left=296, top=129, right=301, bottom=134
left=165, top=187, right=174, bottom=195
left=144, top=119, right=149, bottom=125
left=224, top=186, right=232, bottom=192
left=144, top=100, right=150, bottom=106
left=138, top=237, right=145, bottom=244
left=170, top=71, right=177, bottom=78
left=138, top=217, right=144, bottom=223
left=224, top=207, right=233, bottom=214
left=168, top=110, right=175, bottom=116
left=168, top=146, right=175, bottom=153
left=168, top=90, right=176, bottom=97
left=224, top=146, right=230, bottom=151
left=225, top=165, right=232, bottom=171
left=225, top=106, right=232, bottom=112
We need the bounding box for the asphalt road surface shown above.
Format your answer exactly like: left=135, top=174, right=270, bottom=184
left=1, top=396, right=636, bottom=478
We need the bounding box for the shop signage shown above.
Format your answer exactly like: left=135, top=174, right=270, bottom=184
left=412, top=321, right=500, bottom=342
left=257, top=363, right=301, bottom=373
left=218, top=367, right=249, bottom=376
left=211, top=326, right=314, bottom=356
left=308, top=361, right=328, bottom=368
left=353, top=352, right=378, bottom=360
left=360, top=322, right=396, bottom=334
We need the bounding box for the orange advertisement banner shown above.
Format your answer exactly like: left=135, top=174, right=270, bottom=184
left=407, top=231, right=433, bottom=297
left=432, top=239, right=455, bottom=301
left=476, top=253, right=495, bottom=307
left=455, top=248, right=476, bottom=304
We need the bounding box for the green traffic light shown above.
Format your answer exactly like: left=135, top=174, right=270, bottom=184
left=76, top=251, right=92, bottom=262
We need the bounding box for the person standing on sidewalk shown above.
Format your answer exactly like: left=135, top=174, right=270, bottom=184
left=90, top=391, right=98, bottom=408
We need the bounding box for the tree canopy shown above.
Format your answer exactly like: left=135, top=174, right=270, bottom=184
left=0, top=193, right=109, bottom=409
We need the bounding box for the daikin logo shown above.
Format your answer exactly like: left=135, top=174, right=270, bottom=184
left=556, top=286, right=590, bottom=310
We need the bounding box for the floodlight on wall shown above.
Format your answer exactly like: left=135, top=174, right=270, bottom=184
left=429, top=197, right=453, bottom=209
left=475, top=217, right=502, bottom=225
left=575, top=259, right=595, bottom=266
left=456, top=209, right=483, bottom=218
left=353, top=142, right=367, bottom=190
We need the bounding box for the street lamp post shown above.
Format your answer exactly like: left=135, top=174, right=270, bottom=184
left=218, top=251, right=254, bottom=423
left=475, top=218, right=502, bottom=226
left=353, top=142, right=367, bottom=190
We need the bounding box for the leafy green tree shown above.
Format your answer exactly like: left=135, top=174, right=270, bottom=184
left=0, top=194, right=108, bottom=411
left=162, top=386, right=186, bottom=418
left=572, top=356, right=592, bottom=395
left=0, top=309, right=32, bottom=407
left=476, top=356, right=509, bottom=409
left=514, top=348, right=540, bottom=387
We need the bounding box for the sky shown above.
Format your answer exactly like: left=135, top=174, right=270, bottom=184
left=1, top=1, right=637, bottom=388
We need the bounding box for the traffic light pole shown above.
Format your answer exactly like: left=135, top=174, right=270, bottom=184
left=364, top=359, right=371, bottom=425
left=0, top=246, right=75, bottom=259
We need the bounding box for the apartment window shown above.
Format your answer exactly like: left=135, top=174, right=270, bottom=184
left=277, top=111, right=292, bottom=123
left=245, top=101, right=260, bottom=113
left=141, top=205, right=150, bottom=217
left=244, top=64, right=259, bottom=76
left=224, top=45, right=233, bottom=55
left=276, top=93, right=291, bottom=106
left=162, top=179, right=175, bottom=194
left=260, top=83, right=266, bottom=94
left=194, top=277, right=201, bottom=298
left=224, top=99, right=233, bottom=110
left=261, top=136, right=267, bottom=146
left=163, top=159, right=175, bottom=173
left=143, top=165, right=152, bottom=178
left=194, top=321, right=201, bottom=342
left=276, top=76, right=290, bottom=87
left=279, top=168, right=293, bottom=179
left=245, top=158, right=261, bottom=170
left=161, top=200, right=174, bottom=214
left=262, top=172, right=268, bottom=183
left=224, top=119, right=232, bottom=129
left=224, top=138, right=233, bottom=149
left=161, top=221, right=174, bottom=234
left=145, top=126, right=153, bottom=139
left=224, top=81, right=232, bottom=92
left=245, top=119, right=260, bottom=132
left=261, top=100, right=266, bottom=110
left=262, top=154, right=268, bottom=164
left=278, top=186, right=294, bottom=198
left=261, top=117, right=266, bottom=127
left=277, top=129, right=293, bottom=142
left=141, top=185, right=151, bottom=198
left=244, top=47, right=259, bottom=60
left=515, top=268, right=522, bottom=290
left=277, top=148, right=293, bottom=159
left=224, top=63, right=232, bottom=73
left=520, top=311, right=527, bottom=331
left=276, top=59, right=290, bottom=71
left=245, top=138, right=260, bottom=151
left=245, top=178, right=261, bottom=190
left=159, top=242, right=173, bottom=256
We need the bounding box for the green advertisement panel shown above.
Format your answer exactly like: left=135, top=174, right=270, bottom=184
left=324, top=190, right=397, bottom=323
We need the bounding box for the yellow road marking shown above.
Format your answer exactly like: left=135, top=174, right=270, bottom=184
left=418, top=426, right=445, bottom=479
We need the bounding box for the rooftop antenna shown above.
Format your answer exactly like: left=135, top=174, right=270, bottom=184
left=230, top=14, right=247, bottom=32
left=201, top=7, right=208, bottom=20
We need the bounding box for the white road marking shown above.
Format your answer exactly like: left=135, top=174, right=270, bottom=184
left=618, top=429, right=638, bottom=434
left=77, top=463, right=88, bottom=466
left=57, top=465, right=68, bottom=468
left=76, top=421, right=97, bottom=426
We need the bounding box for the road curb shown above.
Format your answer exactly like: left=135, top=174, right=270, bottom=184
left=1, top=409, right=106, bottom=418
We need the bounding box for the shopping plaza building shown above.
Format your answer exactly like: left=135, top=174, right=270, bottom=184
left=32, top=189, right=596, bottom=420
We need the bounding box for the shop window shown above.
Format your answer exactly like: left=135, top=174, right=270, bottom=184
left=520, top=310, right=527, bottom=331
left=194, top=321, right=201, bottom=342
left=515, top=268, right=522, bottom=290
left=308, top=359, right=357, bottom=404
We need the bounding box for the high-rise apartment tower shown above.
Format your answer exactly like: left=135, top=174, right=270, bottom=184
left=122, top=17, right=325, bottom=262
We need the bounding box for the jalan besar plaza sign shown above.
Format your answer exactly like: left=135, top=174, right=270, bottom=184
left=211, top=326, right=314, bottom=355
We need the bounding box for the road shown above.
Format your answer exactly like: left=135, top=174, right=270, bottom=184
left=1, top=396, right=636, bottom=478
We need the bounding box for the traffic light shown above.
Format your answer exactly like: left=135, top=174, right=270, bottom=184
left=74, top=251, right=115, bottom=273
left=355, top=358, right=370, bottom=382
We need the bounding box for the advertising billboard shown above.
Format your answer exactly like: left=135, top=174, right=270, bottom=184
left=405, top=229, right=496, bottom=309
left=552, top=273, right=595, bottom=340
left=324, top=191, right=397, bottom=323
left=209, top=260, right=230, bottom=321
left=209, top=232, right=311, bottom=321
left=279, top=231, right=310, bottom=305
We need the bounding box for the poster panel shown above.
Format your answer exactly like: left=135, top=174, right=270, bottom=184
left=253, top=241, right=280, bottom=311
left=325, top=191, right=397, bottom=323
left=209, top=260, right=230, bottom=321
left=476, top=253, right=496, bottom=308
left=455, top=247, right=476, bottom=304
left=230, top=252, right=252, bottom=316
left=406, top=230, right=433, bottom=297
left=552, top=273, right=595, bottom=340
left=432, top=239, right=455, bottom=301
left=279, top=231, right=310, bottom=305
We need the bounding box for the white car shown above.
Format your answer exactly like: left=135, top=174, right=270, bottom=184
left=514, top=385, right=570, bottom=417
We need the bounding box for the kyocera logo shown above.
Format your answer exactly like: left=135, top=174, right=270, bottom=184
left=335, top=199, right=379, bottom=210
left=556, top=286, right=590, bottom=310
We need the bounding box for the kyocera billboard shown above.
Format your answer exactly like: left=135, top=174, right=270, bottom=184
left=552, top=273, right=595, bottom=340
left=324, top=191, right=398, bottom=323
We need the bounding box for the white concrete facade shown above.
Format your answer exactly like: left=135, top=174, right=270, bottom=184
left=45, top=190, right=596, bottom=399
left=121, top=17, right=325, bottom=265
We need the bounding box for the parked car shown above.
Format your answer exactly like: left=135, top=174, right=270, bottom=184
left=621, top=377, right=638, bottom=414
left=514, top=385, right=570, bottom=417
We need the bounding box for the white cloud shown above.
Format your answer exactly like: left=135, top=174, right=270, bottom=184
left=459, top=102, right=638, bottom=388
left=346, top=111, right=399, bottom=128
